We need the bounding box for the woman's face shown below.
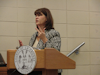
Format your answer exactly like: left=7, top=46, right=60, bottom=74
left=35, top=12, right=47, bottom=26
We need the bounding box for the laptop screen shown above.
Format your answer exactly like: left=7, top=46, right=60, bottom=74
left=0, top=53, right=6, bottom=67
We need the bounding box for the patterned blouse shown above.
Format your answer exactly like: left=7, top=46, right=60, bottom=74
left=29, top=29, right=61, bottom=51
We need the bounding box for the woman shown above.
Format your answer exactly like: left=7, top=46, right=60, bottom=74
left=19, top=8, right=61, bottom=75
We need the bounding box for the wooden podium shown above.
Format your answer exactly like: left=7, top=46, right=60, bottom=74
left=7, top=48, right=76, bottom=75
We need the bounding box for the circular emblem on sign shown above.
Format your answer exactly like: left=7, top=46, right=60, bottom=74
left=14, top=45, right=37, bottom=74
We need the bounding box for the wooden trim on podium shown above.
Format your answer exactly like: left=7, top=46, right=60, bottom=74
left=42, top=69, right=58, bottom=75
left=45, top=48, right=76, bottom=69
left=0, top=67, right=7, bottom=72
left=7, top=48, right=76, bottom=70
left=7, top=49, right=45, bottom=69
left=35, top=49, right=45, bottom=68
left=0, top=67, right=7, bottom=75
left=7, top=50, right=16, bottom=69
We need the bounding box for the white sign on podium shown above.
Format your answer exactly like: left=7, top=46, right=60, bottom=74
left=14, top=45, right=37, bottom=74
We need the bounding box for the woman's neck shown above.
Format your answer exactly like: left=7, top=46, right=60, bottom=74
left=38, top=25, right=45, bottom=30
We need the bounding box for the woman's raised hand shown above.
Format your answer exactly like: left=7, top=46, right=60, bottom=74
left=35, top=26, right=47, bottom=43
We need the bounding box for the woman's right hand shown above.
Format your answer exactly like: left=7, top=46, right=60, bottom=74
left=19, top=40, right=23, bottom=46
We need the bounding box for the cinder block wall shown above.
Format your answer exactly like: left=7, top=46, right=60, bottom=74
left=0, top=0, right=100, bottom=75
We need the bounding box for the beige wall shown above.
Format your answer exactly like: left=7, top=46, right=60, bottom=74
left=0, top=0, right=100, bottom=75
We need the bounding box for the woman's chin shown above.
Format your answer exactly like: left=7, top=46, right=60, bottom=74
left=36, top=24, right=39, bottom=26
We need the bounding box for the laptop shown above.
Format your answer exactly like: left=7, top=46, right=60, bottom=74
left=0, top=53, right=7, bottom=67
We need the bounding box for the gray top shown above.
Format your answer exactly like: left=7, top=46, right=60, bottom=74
left=29, top=29, right=61, bottom=51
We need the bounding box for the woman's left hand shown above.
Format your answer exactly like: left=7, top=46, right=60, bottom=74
left=35, top=26, right=47, bottom=43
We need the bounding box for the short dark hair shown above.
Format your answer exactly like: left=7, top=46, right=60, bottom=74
left=34, top=8, right=54, bottom=30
